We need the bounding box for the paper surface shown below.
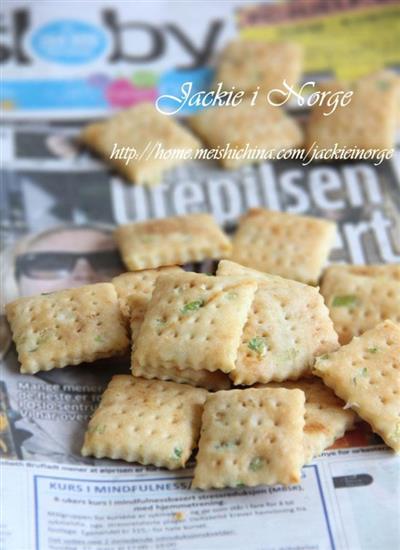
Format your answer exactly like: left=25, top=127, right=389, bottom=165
left=1, top=2, right=400, bottom=549
left=2, top=449, right=400, bottom=550
left=239, top=0, right=400, bottom=80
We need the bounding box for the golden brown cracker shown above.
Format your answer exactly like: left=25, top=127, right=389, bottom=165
left=231, top=209, right=336, bottom=284
left=81, top=376, right=208, bottom=468
left=313, top=320, right=400, bottom=453
left=214, top=40, right=303, bottom=95
left=6, top=283, right=129, bottom=374
left=80, top=103, right=201, bottom=185
left=321, top=269, right=400, bottom=344
left=114, top=214, right=231, bottom=271
left=189, top=100, right=303, bottom=169
left=192, top=387, right=305, bottom=489
left=306, top=75, right=398, bottom=151
left=217, top=260, right=338, bottom=385
left=260, top=378, right=357, bottom=463
left=132, top=271, right=257, bottom=374
left=112, top=267, right=182, bottom=334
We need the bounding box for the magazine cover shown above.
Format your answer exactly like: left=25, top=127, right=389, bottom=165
left=1, top=1, right=399, bottom=549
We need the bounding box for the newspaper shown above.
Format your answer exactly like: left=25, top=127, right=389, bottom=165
left=1, top=2, right=400, bottom=550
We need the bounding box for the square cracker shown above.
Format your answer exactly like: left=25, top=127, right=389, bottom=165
left=189, top=100, right=303, bottom=169
left=313, top=320, right=400, bottom=453
left=315, top=70, right=400, bottom=121
left=320, top=269, right=400, bottom=344
left=112, top=267, right=182, bottom=332
left=80, top=103, right=201, bottom=185
left=192, top=387, right=305, bottom=489
left=231, top=208, right=336, bottom=284
left=124, top=272, right=230, bottom=390
left=305, top=75, right=398, bottom=151
left=359, top=70, right=400, bottom=126
left=132, top=271, right=257, bottom=374
left=213, top=40, right=303, bottom=95
left=6, top=283, right=129, bottom=374
left=323, top=264, right=400, bottom=283
left=259, top=378, right=357, bottom=463
left=114, top=213, right=232, bottom=271
left=217, top=260, right=338, bottom=385
left=81, top=376, right=208, bottom=468
left=132, top=364, right=230, bottom=391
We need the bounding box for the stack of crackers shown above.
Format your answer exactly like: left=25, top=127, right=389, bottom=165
left=6, top=210, right=400, bottom=490
left=80, top=39, right=400, bottom=185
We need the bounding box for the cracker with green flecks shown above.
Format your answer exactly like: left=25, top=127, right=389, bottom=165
left=189, top=100, right=303, bottom=169
left=321, top=269, right=400, bottom=344
left=132, top=271, right=257, bottom=374
left=112, top=267, right=182, bottom=334
left=80, top=102, right=201, bottom=185
left=323, top=264, right=400, bottom=283
left=231, top=209, right=336, bottom=284
left=305, top=74, right=398, bottom=151
left=81, top=375, right=208, bottom=468
left=217, top=260, right=338, bottom=385
left=213, top=40, right=303, bottom=96
left=5, top=283, right=129, bottom=374
left=192, top=387, right=305, bottom=489
left=358, top=70, right=400, bottom=126
left=132, top=363, right=231, bottom=391
left=258, top=378, right=357, bottom=463
left=114, top=213, right=232, bottom=271
left=313, top=320, right=400, bottom=453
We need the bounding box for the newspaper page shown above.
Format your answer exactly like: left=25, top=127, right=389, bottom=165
left=1, top=2, right=400, bottom=550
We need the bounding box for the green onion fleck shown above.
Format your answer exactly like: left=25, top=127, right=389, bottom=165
left=92, top=425, right=106, bottom=435
left=248, top=337, right=267, bottom=357
left=95, top=335, right=105, bottom=343
left=332, top=295, right=359, bottom=307
left=173, top=447, right=183, bottom=459
left=36, top=331, right=53, bottom=345
left=181, top=300, right=204, bottom=314
left=140, top=235, right=154, bottom=243
left=376, top=80, right=390, bottom=91
left=353, top=367, right=368, bottom=385
left=320, top=354, right=330, bottom=360
left=249, top=457, right=264, bottom=471
left=367, top=347, right=378, bottom=354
